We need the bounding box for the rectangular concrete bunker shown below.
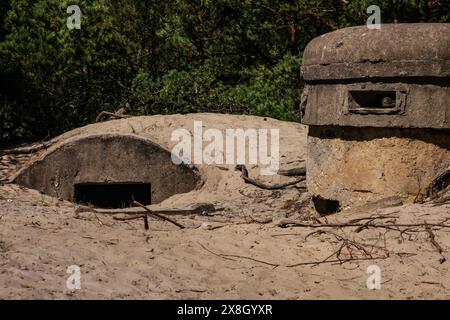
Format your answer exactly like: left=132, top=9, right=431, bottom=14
left=301, top=23, right=450, bottom=209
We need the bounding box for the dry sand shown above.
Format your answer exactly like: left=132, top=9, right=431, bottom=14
left=0, top=113, right=449, bottom=299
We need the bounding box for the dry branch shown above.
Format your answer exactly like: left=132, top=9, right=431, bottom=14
left=0, top=141, right=51, bottom=156
left=113, top=214, right=149, bottom=230
left=425, top=223, right=446, bottom=263
left=199, top=240, right=388, bottom=269
left=277, top=167, right=306, bottom=177
left=198, top=243, right=279, bottom=267
left=277, top=219, right=450, bottom=230
left=93, top=202, right=218, bottom=216
left=200, top=227, right=390, bottom=269
left=198, top=243, right=236, bottom=261
left=133, top=201, right=184, bottom=229
left=286, top=256, right=389, bottom=268
left=235, top=165, right=305, bottom=190
left=274, top=217, right=449, bottom=266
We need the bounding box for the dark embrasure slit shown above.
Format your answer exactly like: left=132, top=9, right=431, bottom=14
left=347, top=90, right=399, bottom=114
left=74, top=183, right=151, bottom=208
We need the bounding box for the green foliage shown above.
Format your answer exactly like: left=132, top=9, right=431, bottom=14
left=1, top=0, right=449, bottom=145
left=228, top=53, right=301, bottom=120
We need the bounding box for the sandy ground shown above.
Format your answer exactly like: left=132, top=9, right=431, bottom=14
left=0, top=114, right=449, bottom=299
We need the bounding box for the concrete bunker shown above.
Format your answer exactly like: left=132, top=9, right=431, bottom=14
left=301, top=23, right=450, bottom=208
left=12, top=134, right=201, bottom=208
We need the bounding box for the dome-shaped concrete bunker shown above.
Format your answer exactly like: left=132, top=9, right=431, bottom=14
left=12, top=133, right=201, bottom=208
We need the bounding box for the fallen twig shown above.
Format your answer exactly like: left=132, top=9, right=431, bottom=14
left=347, top=212, right=399, bottom=224
left=198, top=242, right=236, bottom=261
left=271, top=233, right=303, bottom=237
left=198, top=243, right=279, bottom=267
left=134, top=201, right=184, bottom=229
left=277, top=219, right=450, bottom=230
left=93, top=212, right=111, bottom=227
left=240, top=216, right=272, bottom=225
left=425, top=222, right=446, bottom=263
left=287, top=229, right=390, bottom=266
left=199, top=237, right=388, bottom=269
left=93, top=202, right=218, bottom=216
left=0, top=141, right=51, bottom=156
left=354, top=217, right=379, bottom=233
left=236, top=165, right=305, bottom=190
left=286, top=256, right=389, bottom=267
left=277, top=167, right=306, bottom=177
left=114, top=214, right=149, bottom=230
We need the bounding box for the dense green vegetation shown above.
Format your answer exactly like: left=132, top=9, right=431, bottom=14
left=1, top=0, right=448, bottom=146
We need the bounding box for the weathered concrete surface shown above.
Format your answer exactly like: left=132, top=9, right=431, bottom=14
left=301, top=23, right=450, bottom=208
left=301, top=24, right=450, bottom=80
left=307, top=126, right=450, bottom=207
left=12, top=134, right=201, bottom=204
left=303, top=83, right=450, bottom=129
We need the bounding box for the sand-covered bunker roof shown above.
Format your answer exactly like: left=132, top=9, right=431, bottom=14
left=10, top=114, right=308, bottom=213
